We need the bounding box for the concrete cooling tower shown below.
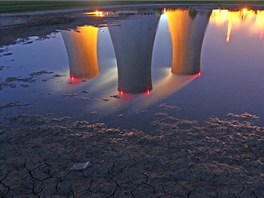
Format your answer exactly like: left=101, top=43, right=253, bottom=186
left=62, top=26, right=99, bottom=79
left=108, top=12, right=160, bottom=93
left=167, top=9, right=211, bottom=75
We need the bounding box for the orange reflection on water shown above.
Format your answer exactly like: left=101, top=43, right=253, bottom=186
left=167, top=10, right=192, bottom=74
left=166, top=9, right=210, bottom=75
left=210, top=9, right=264, bottom=42
left=255, top=11, right=264, bottom=39
left=85, top=10, right=104, bottom=17
left=62, top=26, right=99, bottom=80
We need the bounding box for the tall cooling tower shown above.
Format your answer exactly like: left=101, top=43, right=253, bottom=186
left=62, top=26, right=99, bottom=79
left=167, top=9, right=211, bottom=75
left=109, top=13, right=160, bottom=93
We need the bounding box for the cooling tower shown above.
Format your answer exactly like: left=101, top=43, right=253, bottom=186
left=62, top=26, right=99, bottom=79
left=167, top=9, right=211, bottom=75
left=109, top=12, right=160, bottom=93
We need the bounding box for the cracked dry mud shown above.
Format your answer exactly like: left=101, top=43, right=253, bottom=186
left=0, top=113, right=264, bottom=197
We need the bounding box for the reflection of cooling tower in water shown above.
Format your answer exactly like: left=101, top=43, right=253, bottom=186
left=167, top=9, right=211, bottom=75
left=109, top=14, right=160, bottom=93
left=62, top=26, right=99, bottom=79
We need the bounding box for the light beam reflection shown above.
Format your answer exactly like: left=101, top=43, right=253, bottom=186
left=138, top=69, right=197, bottom=107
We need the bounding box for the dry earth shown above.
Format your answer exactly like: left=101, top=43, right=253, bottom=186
left=0, top=112, right=263, bottom=197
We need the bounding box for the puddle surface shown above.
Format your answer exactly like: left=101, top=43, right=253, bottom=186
left=1, top=6, right=264, bottom=131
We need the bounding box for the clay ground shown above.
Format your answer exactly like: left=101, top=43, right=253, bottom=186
left=0, top=112, right=263, bottom=197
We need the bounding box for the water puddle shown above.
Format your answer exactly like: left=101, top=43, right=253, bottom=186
left=1, top=6, right=264, bottom=130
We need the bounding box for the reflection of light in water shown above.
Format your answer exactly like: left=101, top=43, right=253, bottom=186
left=93, top=9, right=206, bottom=112
left=162, top=8, right=167, bottom=15
left=88, top=65, right=118, bottom=94
left=139, top=68, right=197, bottom=106
left=85, top=10, right=104, bottom=17
left=210, top=9, right=264, bottom=42
left=226, top=19, right=232, bottom=42
left=108, top=14, right=160, bottom=93
left=167, top=9, right=211, bottom=75
left=120, top=90, right=124, bottom=96
left=91, top=67, right=197, bottom=115
left=255, top=11, right=264, bottom=40
left=61, top=26, right=99, bottom=81
left=70, top=75, right=79, bottom=83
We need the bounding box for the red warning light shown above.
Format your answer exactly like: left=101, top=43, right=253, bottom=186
left=70, top=76, right=75, bottom=81
left=120, top=90, right=124, bottom=96
left=70, top=75, right=80, bottom=83
left=146, top=90, right=150, bottom=95
left=197, top=72, right=201, bottom=77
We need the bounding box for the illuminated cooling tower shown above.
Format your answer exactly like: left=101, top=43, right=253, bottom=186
left=167, top=9, right=211, bottom=75
left=62, top=26, right=99, bottom=79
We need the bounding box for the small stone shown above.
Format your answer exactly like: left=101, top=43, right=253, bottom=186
left=70, top=161, right=92, bottom=171
left=118, top=114, right=123, bottom=118
left=103, top=98, right=109, bottom=102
